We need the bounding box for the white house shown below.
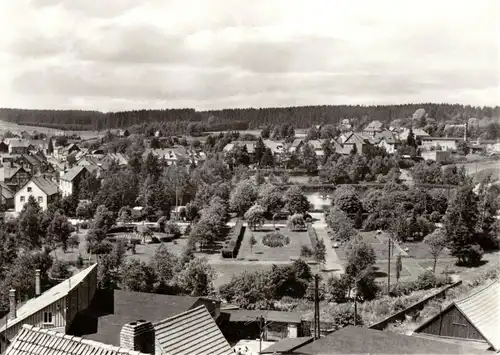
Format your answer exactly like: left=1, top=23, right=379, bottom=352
left=15, top=177, right=59, bottom=212
left=420, top=137, right=460, bottom=151
left=59, top=166, right=91, bottom=197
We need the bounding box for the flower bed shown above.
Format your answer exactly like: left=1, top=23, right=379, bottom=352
left=262, top=232, right=290, bottom=248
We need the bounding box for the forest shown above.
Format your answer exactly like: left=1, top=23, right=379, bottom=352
left=0, top=104, right=498, bottom=132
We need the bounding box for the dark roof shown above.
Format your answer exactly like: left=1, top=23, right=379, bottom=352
left=294, top=326, right=485, bottom=354
left=0, top=166, right=22, bottom=180
left=224, top=309, right=303, bottom=324
left=374, top=130, right=400, bottom=144
left=0, top=182, right=14, bottom=199
left=5, top=324, right=148, bottom=355
left=83, top=290, right=200, bottom=346
left=363, top=120, right=384, bottom=132
left=9, top=140, right=30, bottom=148
left=61, top=166, right=88, bottom=182
left=261, top=337, right=314, bottom=354
left=155, top=305, right=232, bottom=355
left=29, top=176, right=59, bottom=196
left=415, top=281, right=500, bottom=352
left=21, top=154, right=42, bottom=166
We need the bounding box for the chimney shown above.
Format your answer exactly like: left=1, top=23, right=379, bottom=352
left=8, top=289, right=16, bottom=320
left=120, top=320, right=155, bottom=354
left=35, top=269, right=41, bottom=296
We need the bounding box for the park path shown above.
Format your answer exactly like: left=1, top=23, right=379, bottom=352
left=310, top=212, right=344, bottom=274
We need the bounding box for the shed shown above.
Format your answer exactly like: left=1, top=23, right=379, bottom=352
left=413, top=281, right=500, bottom=352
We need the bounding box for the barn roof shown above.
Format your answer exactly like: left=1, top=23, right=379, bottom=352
left=414, top=281, right=500, bottom=352
left=5, top=324, right=147, bottom=355
left=154, top=305, right=232, bottom=355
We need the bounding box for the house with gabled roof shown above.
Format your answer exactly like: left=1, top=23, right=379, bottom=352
left=0, top=264, right=98, bottom=349
left=0, top=141, right=8, bottom=153
left=154, top=305, right=233, bottom=355
left=7, top=140, right=31, bottom=155
left=0, top=182, right=14, bottom=209
left=59, top=166, right=91, bottom=197
left=342, top=132, right=374, bottom=155
left=4, top=324, right=150, bottom=355
left=14, top=176, right=59, bottom=212
left=413, top=281, right=500, bottom=352
left=0, top=165, right=31, bottom=192
left=373, top=131, right=401, bottom=154
left=362, top=120, right=384, bottom=136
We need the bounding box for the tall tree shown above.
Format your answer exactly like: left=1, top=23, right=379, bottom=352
left=18, top=196, right=44, bottom=249
left=284, top=186, right=310, bottom=215
left=301, top=143, right=318, bottom=173
left=424, top=229, right=447, bottom=272
left=47, top=212, right=74, bottom=252
left=229, top=179, right=259, bottom=216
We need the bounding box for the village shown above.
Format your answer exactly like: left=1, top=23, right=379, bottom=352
left=0, top=112, right=498, bottom=355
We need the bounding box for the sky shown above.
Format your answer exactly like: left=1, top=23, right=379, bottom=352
left=0, top=0, right=498, bottom=112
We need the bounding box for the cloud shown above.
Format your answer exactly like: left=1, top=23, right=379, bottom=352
left=0, top=0, right=498, bottom=110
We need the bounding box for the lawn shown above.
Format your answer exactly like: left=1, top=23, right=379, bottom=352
left=400, top=241, right=452, bottom=260
left=238, top=227, right=312, bottom=262
left=372, top=262, right=411, bottom=280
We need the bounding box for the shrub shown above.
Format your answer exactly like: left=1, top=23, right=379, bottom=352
left=262, top=232, right=290, bottom=248
left=76, top=254, right=84, bottom=269
left=221, top=220, right=245, bottom=258
left=467, top=244, right=484, bottom=266
left=327, top=304, right=363, bottom=331
left=390, top=271, right=452, bottom=297
left=287, top=214, right=306, bottom=231
left=326, top=274, right=350, bottom=303
left=79, top=221, right=90, bottom=229
left=164, top=222, right=181, bottom=238
left=300, top=245, right=313, bottom=258
left=428, top=211, right=442, bottom=223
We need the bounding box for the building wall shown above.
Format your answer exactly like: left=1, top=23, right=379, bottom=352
left=417, top=306, right=485, bottom=341
left=65, top=266, right=98, bottom=331
left=59, top=179, right=74, bottom=197
left=15, top=181, right=48, bottom=212
left=378, top=140, right=397, bottom=154
left=4, top=297, right=67, bottom=340
left=9, top=147, right=28, bottom=155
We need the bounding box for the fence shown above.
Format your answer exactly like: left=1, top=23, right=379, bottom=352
left=369, top=280, right=462, bottom=330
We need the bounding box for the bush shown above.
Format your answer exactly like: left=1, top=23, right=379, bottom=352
left=287, top=214, right=306, bottom=231
left=327, top=304, right=363, bottom=331
left=390, top=271, right=452, bottom=297
left=300, top=245, right=313, bottom=258
left=428, top=211, right=442, bottom=223
left=79, top=221, right=90, bottom=229
left=466, top=244, right=484, bottom=266
left=262, top=232, right=290, bottom=248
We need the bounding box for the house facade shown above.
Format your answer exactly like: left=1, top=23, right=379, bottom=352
left=8, top=140, right=31, bottom=155
left=0, top=166, right=31, bottom=192
left=342, top=133, right=373, bottom=155
left=59, top=166, right=91, bottom=197
left=420, top=137, right=460, bottom=151
left=14, top=177, right=59, bottom=212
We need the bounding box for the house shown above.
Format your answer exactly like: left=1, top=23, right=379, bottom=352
left=27, top=139, right=49, bottom=154
left=221, top=309, right=305, bottom=342
left=0, top=182, right=15, bottom=209
left=362, top=120, right=384, bottom=136
left=8, top=140, right=31, bottom=155
left=75, top=289, right=222, bottom=347
left=261, top=337, right=314, bottom=354
left=373, top=131, right=401, bottom=154
left=420, top=136, right=461, bottom=151
left=223, top=141, right=256, bottom=156
left=399, top=128, right=430, bottom=141
left=0, top=264, right=97, bottom=349
left=332, top=139, right=352, bottom=155
left=0, top=166, right=31, bottom=192
left=142, top=147, right=190, bottom=166
left=413, top=281, right=500, bottom=352
left=18, top=154, right=46, bottom=174
left=102, top=153, right=129, bottom=167
left=14, top=176, right=59, bottom=212
left=280, top=326, right=484, bottom=354
left=154, top=305, right=233, bottom=355
left=289, top=139, right=304, bottom=154
left=59, top=166, right=91, bottom=197
left=0, top=141, right=9, bottom=153
left=342, top=132, right=374, bottom=155
left=4, top=324, right=150, bottom=355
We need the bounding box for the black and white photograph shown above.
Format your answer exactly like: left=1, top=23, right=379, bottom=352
left=0, top=0, right=498, bottom=354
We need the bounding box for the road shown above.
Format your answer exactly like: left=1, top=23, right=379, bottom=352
left=310, top=212, right=344, bottom=275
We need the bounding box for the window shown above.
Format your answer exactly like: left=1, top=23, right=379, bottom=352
left=20, top=196, right=25, bottom=203
left=43, top=312, right=53, bottom=324
left=38, top=196, right=43, bottom=203
left=27, top=187, right=32, bottom=192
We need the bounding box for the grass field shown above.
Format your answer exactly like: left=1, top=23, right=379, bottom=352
left=238, top=227, right=312, bottom=262
left=400, top=241, right=452, bottom=260
left=210, top=262, right=276, bottom=287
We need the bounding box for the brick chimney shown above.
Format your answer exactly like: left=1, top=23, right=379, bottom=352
left=8, top=289, right=16, bottom=320
left=35, top=269, right=41, bottom=296
left=119, top=320, right=155, bottom=354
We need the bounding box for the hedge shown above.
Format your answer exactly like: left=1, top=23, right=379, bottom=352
left=307, top=225, right=319, bottom=246
left=221, top=219, right=245, bottom=258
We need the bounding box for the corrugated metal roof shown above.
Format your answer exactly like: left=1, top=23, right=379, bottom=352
left=0, top=264, right=97, bottom=334
left=5, top=324, right=147, bottom=355
left=454, top=281, right=500, bottom=351
left=154, top=305, right=232, bottom=355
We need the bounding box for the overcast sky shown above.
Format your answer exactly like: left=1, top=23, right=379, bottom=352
left=0, top=0, right=498, bottom=112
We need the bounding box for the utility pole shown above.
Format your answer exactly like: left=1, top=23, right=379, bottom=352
left=315, top=274, right=320, bottom=339
left=258, top=315, right=264, bottom=355
left=387, top=237, right=391, bottom=295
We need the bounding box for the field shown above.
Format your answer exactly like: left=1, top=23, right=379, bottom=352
left=0, top=120, right=101, bottom=139
left=238, top=227, right=313, bottom=262
left=453, top=159, right=500, bottom=182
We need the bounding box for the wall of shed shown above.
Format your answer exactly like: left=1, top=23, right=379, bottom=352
left=4, top=297, right=66, bottom=340
left=418, top=306, right=485, bottom=342
left=65, top=267, right=97, bottom=332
